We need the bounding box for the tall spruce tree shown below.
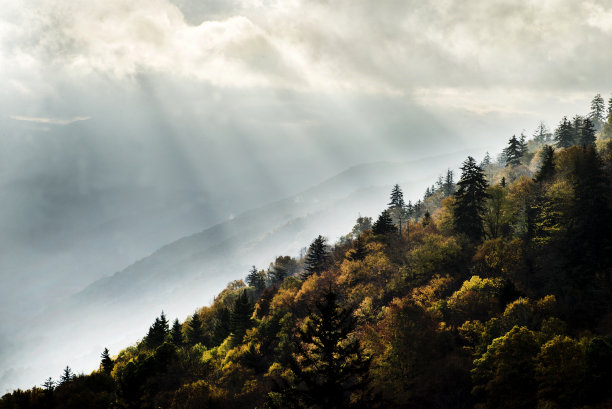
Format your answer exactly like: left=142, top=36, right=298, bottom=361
left=283, top=289, right=371, bottom=409
left=230, top=290, right=253, bottom=344
left=480, top=152, right=491, bottom=168
left=346, top=235, right=367, bottom=262
left=443, top=169, right=455, bottom=197
left=554, top=116, right=575, bottom=148
left=100, top=348, right=113, bottom=374
left=59, top=366, right=74, bottom=384
left=571, top=115, right=584, bottom=145
left=590, top=93, right=606, bottom=129
left=533, top=122, right=552, bottom=144
left=534, top=145, right=556, bottom=183
left=246, top=265, right=266, bottom=291
left=581, top=118, right=597, bottom=148
left=303, top=235, right=329, bottom=278
left=503, top=135, right=523, bottom=166
left=186, top=312, right=205, bottom=345
left=372, top=210, right=397, bottom=235
left=453, top=156, right=489, bottom=242
left=146, top=311, right=169, bottom=349
left=388, top=184, right=408, bottom=233
left=170, top=318, right=183, bottom=346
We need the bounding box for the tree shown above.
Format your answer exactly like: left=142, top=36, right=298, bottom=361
left=303, top=235, right=329, bottom=277
left=351, top=216, right=372, bottom=238
left=59, top=366, right=74, bottom=384
left=346, top=235, right=367, bottom=262
left=372, top=210, right=397, bottom=235
left=534, top=145, right=555, bottom=183
left=443, top=169, right=455, bottom=197
left=269, top=256, right=299, bottom=285
left=533, top=122, right=552, bottom=144
left=170, top=318, right=183, bottom=346
left=480, top=152, right=492, bottom=168
left=519, top=132, right=528, bottom=156
left=503, top=135, right=523, bottom=166
left=283, top=289, right=371, bottom=408
left=230, top=290, right=253, bottom=344
left=186, top=312, right=205, bottom=345
left=100, top=348, right=113, bottom=374
left=580, top=117, right=596, bottom=147
left=146, top=311, right=169, bottom=349
left=554, top=116, right=574, bottom=148
left=608, top=94, right=612, bottom=118
left=589, top=93, right=606, bottom=129
left=42, top=377, right=55, bottom=391
left=388, top=184, right=408, bottom=233
left=453, top=156, right=489, bottom=242
left=571, top=115, right=584, bottom=145
left=246, top=265, right=266, bottom=291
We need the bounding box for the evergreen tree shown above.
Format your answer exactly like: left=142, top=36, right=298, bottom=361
left=284, top=289, right=371, bottom=409
left=170, top=318, right=183, bottom=346
left=230, top=290, right=253, bottom=344
left=534, top=145, right=555, bottom=183
left=42, top=377, right=55, bottom=391
left=500, top=176, right=506, bottom=188
left=246, top=265, right=266, bottom=291
left=554, top=116, right=575, bottom=148
left=59, top=366, right=74, bottom=384
left=186, top=312, right=205, bottom=345
left=580, top=117, right=596, bottom=148
left=519, top=132, right=528, bottom=156
left=100, top=348, right=113, bottom=374
left=372, top=210, right=397, bottom=235
left=388, top=184, right=405, bottom=208
left=480, top=152, right=491, bottom=168
left=422, top=211, right=432, bottom=227
left=503, top=135, right=523, bottom=166
left=608, top=94, right=612, bottom=118
left=443, top=169, right=455, bottom=197
left=572, top=115, right=584, bottom=145
left=590, top=93, right=606, bottom=129
left=453, top=156, right=489, bottom=242
left=146, top=311, right=169, bottom=349
left=533, top=122, right=552, bottom=144
left=303, top=235, right=329, bottom=278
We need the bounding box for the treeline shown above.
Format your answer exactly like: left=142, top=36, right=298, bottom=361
left=2, top=95, right=612, bottom=409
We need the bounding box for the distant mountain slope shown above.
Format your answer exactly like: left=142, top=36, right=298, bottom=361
left=0, top=152, right=466, bottom=392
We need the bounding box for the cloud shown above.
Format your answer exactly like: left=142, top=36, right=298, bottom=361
left=9, top=115, right=91, bottom=125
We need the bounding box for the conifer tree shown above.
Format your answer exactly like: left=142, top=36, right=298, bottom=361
left=285, top=289, right=371, bottom=409
left=186, top=312, right=205, bottom=345
left=480, top=152, right=491, bottom=168
left=372, top=210, right=397, bottom=235
left=453, top=156, right=488, bottom=242
left=503, top=135, right=523, bottom=166
left=608, top=94, right=612, bottom=118
left=554, top=116, right=574, bottom=148
left=347, top=235, right=367, bottom=262
left=571, top=115, right=584, bottom=145
left=534, top=145, right=555, bottom=183
left=230, top=290, right=253, bottom=344
left=580, top=118, right=596, bottom=148
left=519, top=132, right=528, bottom=156
left=533, top=122, right=552, bottom=144
left=146, top=311, right=169, bottom=349
left=212, top=306, right=231, bottom=345
left=590, top=93, right=606, bottom=128
left=388, top=184, right=405, bottom=208
left=246, top=265, right=266, bottom=291
left=100, top=348, right=113, bottom=374
left=170, top=318, right=183, bottom=346
left=303, top=235, right=329, bottom=278
left=443, top=169, right=455, bottom=197
left=500, top=176, right=506, bottom=188
left=59, top=366, right=74, bottom=384
left=42, top=377, right=55, bottom=391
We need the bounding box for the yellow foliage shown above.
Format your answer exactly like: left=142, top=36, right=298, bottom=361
left=408, top=234, right=461, bottom=279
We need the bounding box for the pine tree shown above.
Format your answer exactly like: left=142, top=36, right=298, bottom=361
left=533, top=122, right=552, bottom=144
left=303, top=235, right=329, bottom=278
left=571, top=115, right=584, bottom=145
left=59, top=366, right=74, bottom=384
left=100, top=348, right=113, bottom=374
left=519, top=132, right=528, bottom=156
left=42, top=377, right=55, bottom=391
left=230, top=290, right=253, bottom=344
left=146, top=311, right=169, bottom=349
left=372, top=210, right=397, bottom=235
left=443, top=169, right=455, bottom=197
left=503, top=135, right=523, bottom=166
left=246, top=265, right=266, bottom=291
left=554, top=116, right=574, bottom=148
left=285, top=289, right=371, bottom=409
left=453, top=156, right=489, bottom=242
left=580, top=118, right=596, bottom=148
left=534, top=145, right=555, bottom=183
left=500, top=176, right=506, bottom=188
left=590, top=93, right=606, bottom=129
left=480, top=152, right=491, bottom=168
left=186, top=312, right=205, bottom=345
left=212, top=306, right=231, bottom=345
left=170, top=318, right=183, bottom=346
left=608, top=94, right=612, bottom=118
left=388, top=184, right=405, bottom=208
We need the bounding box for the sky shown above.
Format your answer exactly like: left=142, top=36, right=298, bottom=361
left=1, top=0, right=612, bottom=392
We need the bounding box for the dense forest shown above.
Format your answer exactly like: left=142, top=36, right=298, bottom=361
left=3, top=94, right=612, bottom=409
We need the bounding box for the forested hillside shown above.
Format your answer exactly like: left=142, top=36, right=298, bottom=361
left=3, top=95, right=612, bottom=409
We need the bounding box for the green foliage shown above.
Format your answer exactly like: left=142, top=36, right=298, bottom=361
left=303, top=235, right=329, bottom=278
left=372, top=210, right=396, bottom=235
left=453, top=156, right=489, bottom=242
left=186, top=312, right=206, bottom=346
